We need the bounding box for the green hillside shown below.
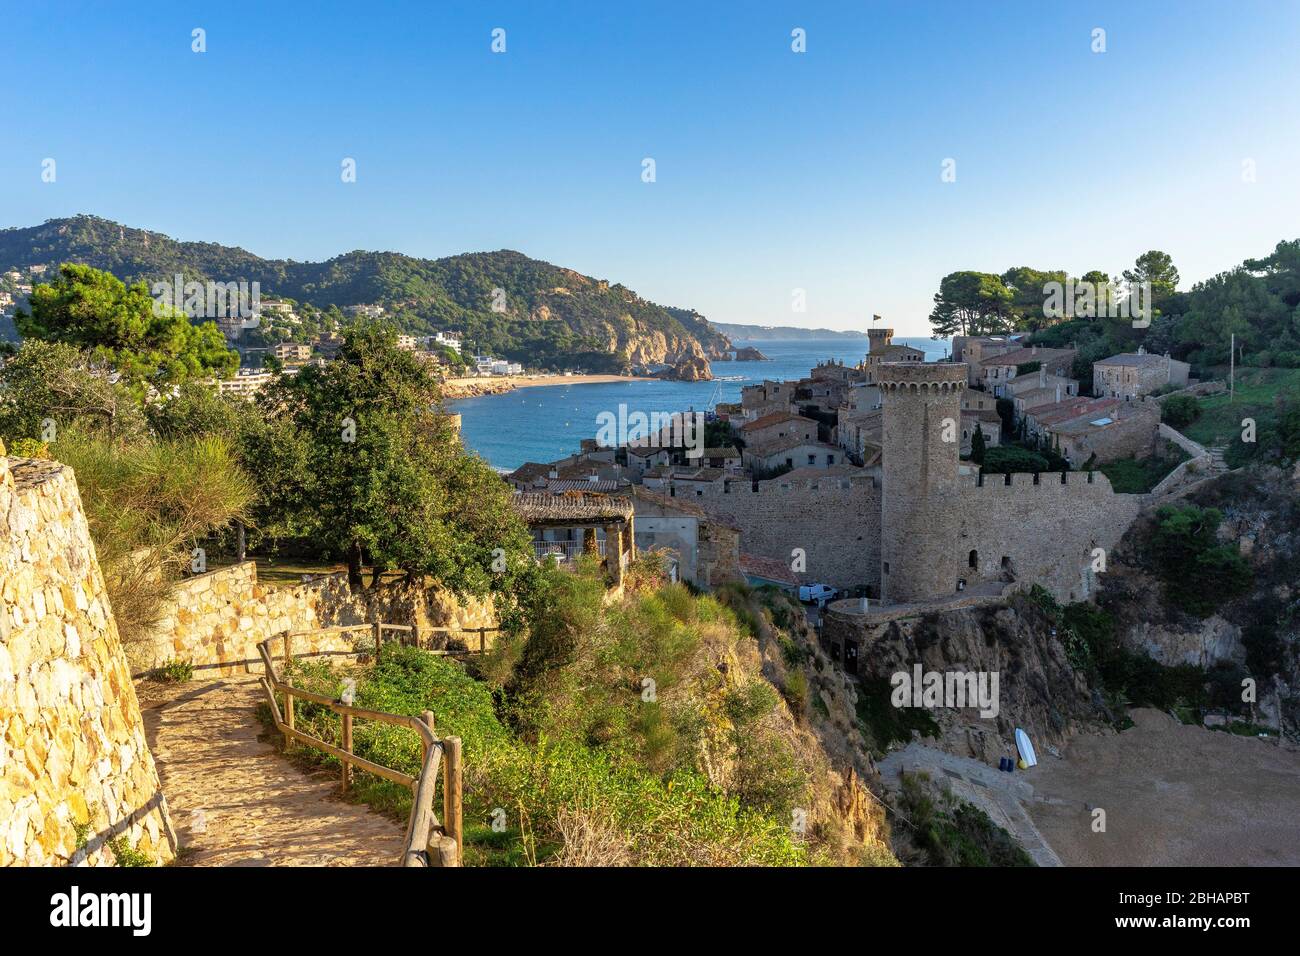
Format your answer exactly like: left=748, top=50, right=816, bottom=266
left=0, top=215, right=731, bottom=372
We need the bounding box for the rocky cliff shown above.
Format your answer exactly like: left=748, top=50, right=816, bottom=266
left=1098, top=467, right=1300, bottom=731
left=824, top=594, right=1108, bottom=765
left=0, top=215, right=733, bottom=375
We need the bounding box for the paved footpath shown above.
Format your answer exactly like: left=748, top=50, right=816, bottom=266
left=138, top=676, right=405, bottom=866
left=878, top=742, right=1063, bottom=867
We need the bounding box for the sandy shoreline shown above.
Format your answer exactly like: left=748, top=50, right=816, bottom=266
left=441, top=373, right=654, bottom=399
left=1027, top=708, right=1300, bottom=866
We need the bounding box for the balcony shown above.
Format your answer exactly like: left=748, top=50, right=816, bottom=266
left=533, top=539, right=606, bottom=562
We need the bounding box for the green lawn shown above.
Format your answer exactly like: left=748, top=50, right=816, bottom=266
left=1098, top=449, right=1188, bottom=494
left=1181, top=367, right=1300, bottom=448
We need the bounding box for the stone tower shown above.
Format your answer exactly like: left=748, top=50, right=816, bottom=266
left=877, top=362, right=967, bottom=604
left=867, top=327, right=894, bottom=354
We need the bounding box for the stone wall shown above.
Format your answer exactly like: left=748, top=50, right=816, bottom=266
left=1, top=452, right=176, bottom=866
left=128, top=562, right=499, bottom=678
left=688, top=477, right=881, bottom=590
left=956, top=470, right=1144, bottom=603
left=1054, top=400, right=1161, bottom=464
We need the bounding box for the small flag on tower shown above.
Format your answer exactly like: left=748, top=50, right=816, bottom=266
left=872, top=314, right=882, bottom=323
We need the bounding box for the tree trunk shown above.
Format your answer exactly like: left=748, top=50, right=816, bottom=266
left=236, top=521, right=247, bottom=562
left=347, top=541, right=364, bottom=591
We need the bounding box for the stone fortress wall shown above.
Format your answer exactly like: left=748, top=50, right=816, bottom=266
left=877, top=361, right=1146, bottom=607
left=687, top=477, right=881, bottom=590
left=954, top=469, right=1143, bottom=603
left=0, top=449, right=176, bottom=866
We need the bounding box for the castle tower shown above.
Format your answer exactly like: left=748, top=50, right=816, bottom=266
left=877, top=362, right=967, bottom=604
left=867, top=327, right=894, bottom=354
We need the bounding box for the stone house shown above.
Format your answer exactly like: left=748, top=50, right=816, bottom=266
left=961, top=410, right=1002, bottom=455
left=738, top=410, right=819, bottom=448
left=1045, top=398, right=1161, bottom=465
left=1093, top=351, right=1190, bottom=400
left=743, top=435, right=843, bottom=473
left=511, top=492, right=635, bottom=588
left=978, top=346, right=1077, bottom=396
left=631, top=487, right=741, bottom=588
left=952, top=335, right=1020, bottom=384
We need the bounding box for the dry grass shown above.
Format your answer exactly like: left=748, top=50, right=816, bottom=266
left=546, top=805, right=633, bottom=867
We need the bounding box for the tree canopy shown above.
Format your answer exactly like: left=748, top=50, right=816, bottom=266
left=246, top=322, right=534, bottom=600
left=16, top=263, right=238, bottom=387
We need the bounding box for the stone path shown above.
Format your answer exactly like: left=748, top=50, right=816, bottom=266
left=878, top=742, right=1063, bottom=867
left=137, top=677, right=405, bottom=866
left=1205, top=445, right=1229, bottom=475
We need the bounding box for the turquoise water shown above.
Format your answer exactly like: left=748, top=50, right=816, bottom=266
left=452, top=336, right=950, bottom=470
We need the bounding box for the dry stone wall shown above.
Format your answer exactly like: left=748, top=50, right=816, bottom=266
left=128, top=562, right=498, bottom=677
left=0, top=451, right=176, bottom=866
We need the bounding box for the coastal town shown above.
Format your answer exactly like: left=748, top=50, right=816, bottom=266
left=503, top=325, right=1210, bottom=616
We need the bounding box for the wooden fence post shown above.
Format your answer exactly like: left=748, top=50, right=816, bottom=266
left=341, top=712, right=353, bottom=793
left=421, top=710, right=435, bottom=763
left=283, top=632, right=294, bottom=670
left=478, top=627, right=486, bottom=654
left=373, top=621, right=382, bottom=663
left=284, top=689, right=294, bottom=750
left=444, top=736, right=463, bottom=859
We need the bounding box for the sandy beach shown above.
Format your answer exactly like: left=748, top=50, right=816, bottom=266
left=440, top=373, right=654, bottom=399
left=1027, top=708, right=1300, bottom=866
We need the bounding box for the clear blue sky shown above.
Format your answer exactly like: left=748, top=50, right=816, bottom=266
left=4, top=1, right=1299, bottom=336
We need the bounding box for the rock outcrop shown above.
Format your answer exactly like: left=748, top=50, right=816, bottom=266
left=655, top=354, right=713, bottom=381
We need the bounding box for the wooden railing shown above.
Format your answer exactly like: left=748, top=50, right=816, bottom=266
left=256, top=624, right=463, bottom=867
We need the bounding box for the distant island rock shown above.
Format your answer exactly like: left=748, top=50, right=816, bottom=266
left=655, top=354, right=712, bottom=381
left=730, top=345, right=770, bottom=361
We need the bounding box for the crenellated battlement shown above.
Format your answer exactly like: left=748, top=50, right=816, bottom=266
left=957, top=469, right=1122, bottom=495
left=687, top=475, right=880, bottom=497
left=876, top=361, right=967, bottom=393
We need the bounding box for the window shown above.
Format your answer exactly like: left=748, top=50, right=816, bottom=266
left=808, top=454, right=816, bottom=465
left=968, top=549, right=978, bottom=569
left=828, top=454, right=834, bottom=464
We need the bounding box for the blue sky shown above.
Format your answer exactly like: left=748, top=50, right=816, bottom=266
left=4, top=1, right=1299, bottom=336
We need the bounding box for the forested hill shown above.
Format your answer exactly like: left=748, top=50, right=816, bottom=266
left=0, top=215, right=731, bottom=372
left=713, top=322, right=871, bottom=341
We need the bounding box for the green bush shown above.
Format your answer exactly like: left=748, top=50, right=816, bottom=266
left=1161, top=394, right=1202, bottom=429
left=1148, top=504, right=1252, bottom=616
left=981, top=445, right=1051, bottom=475
left=280, top=600, right=808, bottom=866
left=153, top=659, right=194, bottom=683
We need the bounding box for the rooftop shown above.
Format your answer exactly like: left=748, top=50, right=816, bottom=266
left=738, top=410, right=817, bottom=433
left=511, top=491, right=634, bottom=524
left=978, top=346, right=1075, bottom=367
left=1095, top=352, right=1169, bottom=368
left=739, top=553, right=800, bottom=587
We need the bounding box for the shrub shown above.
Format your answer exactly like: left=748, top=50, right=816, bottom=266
left=1147, top=504, right=1252, bottom=616
left=981, top=445, right=1051, bottom=475
left=1161, top=394, right=1202, bottom=429
left=153, top=659, right=194, bottom=683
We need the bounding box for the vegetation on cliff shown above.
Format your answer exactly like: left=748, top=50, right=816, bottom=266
left=276, top=559, right=895, bottom=866
left=0, top=216, right=730, bottom=373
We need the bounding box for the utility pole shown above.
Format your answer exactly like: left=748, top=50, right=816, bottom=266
left=1229, top=332, right=1235, bottom=402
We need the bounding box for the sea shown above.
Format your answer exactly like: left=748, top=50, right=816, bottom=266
left=451, top=336, right=951, bottom=471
